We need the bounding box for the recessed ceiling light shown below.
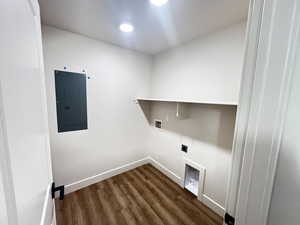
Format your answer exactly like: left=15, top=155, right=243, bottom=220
left=150, top=0, right=168, bottom=7
left=119, top=23, right=134, bottom=33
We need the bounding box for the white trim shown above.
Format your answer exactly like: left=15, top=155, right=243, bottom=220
left=183, top=158, right=206, bottom=199
left=225, top=0, right=265, bottom=218
left=52, top=205, right=57, bottom=225
left=183, top=158, right=225, bottom=217
left=61, top=156, right=225, bottom=216
left=40, top=183, right=53, bottom=225
left=64, top=156, right=182, bottom=194
left=260, top=3, right=300, bottom=224
left=233, top=0, right=300, bottom=224
left=147, top=157, right=182, bottom=186
left=64, top=157, right=150, bottom=194
left=148, top=157, right=224, bottom=216
left=203, top=194, right=226, bottom=217
left=261, top=1, right=300, bottom=224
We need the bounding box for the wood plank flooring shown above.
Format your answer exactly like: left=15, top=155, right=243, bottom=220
left=55, top=164, right=223, bottom=225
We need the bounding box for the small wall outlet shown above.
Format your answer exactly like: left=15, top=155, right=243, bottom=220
left=154, top=120, right=162, bottom=128
left=181, top=144, right=188, bottom=153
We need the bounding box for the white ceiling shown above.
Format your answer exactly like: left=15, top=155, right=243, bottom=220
left=39, top=0, right=249, bottom=55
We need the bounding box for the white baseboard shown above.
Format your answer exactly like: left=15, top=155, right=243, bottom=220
left=202, top=194, right=226, bottom=217
left=147, top=157, right=183, bottom=186
left=148, top=157, right=225, bottom=217
left=63, top=156, right=225, bottom=217
left=65, top=157, right=149, bottom=194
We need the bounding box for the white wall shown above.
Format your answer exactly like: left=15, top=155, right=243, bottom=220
left=42, top=22, right=245, bottom=216
left=144, top=22, right=246, bottom=213
left=150, top=22, right=246, bottom=104
left=146, top=102, right=236, bottom=212
left=42, top=26, right=152, bottom=186
left=268, top=44, right=300, bottom=225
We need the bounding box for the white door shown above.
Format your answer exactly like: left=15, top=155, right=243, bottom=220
left=0, top=173, right=7, bottom=224
left=226, top=0, right=300, bottom=224
left=0, top=0, right=55, bottom=225
left=267, top=26, right=300, bottom=225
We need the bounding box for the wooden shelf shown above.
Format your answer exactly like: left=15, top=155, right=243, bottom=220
left=136, top=97, right=238, bottom=106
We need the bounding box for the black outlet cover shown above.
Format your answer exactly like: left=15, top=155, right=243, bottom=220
left=155, top=120, right=162, bottom=128
left=181, top=144, right=188, bottom=153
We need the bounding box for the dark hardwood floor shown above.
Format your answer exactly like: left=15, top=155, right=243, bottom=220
left=56, top=164, right=223, bottom=225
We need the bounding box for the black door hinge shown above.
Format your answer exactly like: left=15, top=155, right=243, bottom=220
left=225, top=213, right=235, bottom=225
left=51, top=182, right=65, bottom=200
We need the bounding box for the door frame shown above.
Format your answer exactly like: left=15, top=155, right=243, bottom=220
left=225, top=0, right=265, bottom=218
left=226, top=0, right=300, bottom=224
left=32, top=0, right=56, bottom=224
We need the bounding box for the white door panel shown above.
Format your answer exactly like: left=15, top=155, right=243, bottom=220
left=0, top=171, right=8, bottom=225
left=0, top=88, right=18, bottom=225
left=232, top=0, right=300, bottom=224
left=268, top=16, right=300, bottom=225
left=0, top=0, right=54, bottom=225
